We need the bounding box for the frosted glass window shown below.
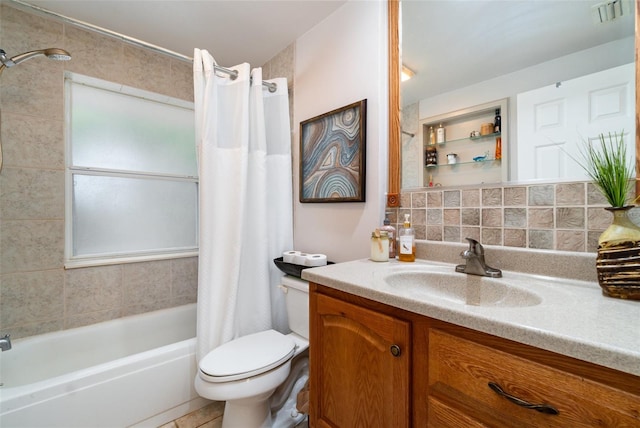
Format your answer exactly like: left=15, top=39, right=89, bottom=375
left=70, top=82, right=196, bottom=176
left=65, top=73, right=197, bottom=267
left=73, top=175, right=197, bottom=256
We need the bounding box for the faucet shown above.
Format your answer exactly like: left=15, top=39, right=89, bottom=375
left=455, top=238, right=502, bottom=278
left=0, top=334, right=11, bottom=351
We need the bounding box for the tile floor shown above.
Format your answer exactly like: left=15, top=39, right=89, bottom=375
left=158, top=402, right=309, bottom=428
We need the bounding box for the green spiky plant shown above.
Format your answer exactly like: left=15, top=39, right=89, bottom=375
left=576, top=132, right=634, bottom=208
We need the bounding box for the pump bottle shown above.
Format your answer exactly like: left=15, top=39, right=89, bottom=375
left=380, top=212, right=396, bottom=258
left=398, top=214, right=415, bottom=262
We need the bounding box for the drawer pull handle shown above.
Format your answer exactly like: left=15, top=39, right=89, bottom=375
left=488, top=382, right=559, bottom=415
left=390, top=345, right=401, bottom=357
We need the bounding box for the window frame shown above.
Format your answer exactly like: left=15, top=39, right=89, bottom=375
left=64, top=72, right=198, bottom=269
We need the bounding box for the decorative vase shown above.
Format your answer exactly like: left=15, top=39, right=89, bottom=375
left=595, top=206, right=640, bottom=300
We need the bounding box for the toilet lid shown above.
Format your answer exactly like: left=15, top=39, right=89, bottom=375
left=199, top=329, right=296, bottom=383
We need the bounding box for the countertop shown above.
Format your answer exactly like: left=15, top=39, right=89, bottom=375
left=302, top=257, right=640, bottom=377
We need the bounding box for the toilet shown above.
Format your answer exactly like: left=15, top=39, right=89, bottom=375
left=195, top=276, right=309, bottom=428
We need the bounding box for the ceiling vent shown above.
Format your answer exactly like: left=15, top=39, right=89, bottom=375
left=592, top=0, right=626, bottom=23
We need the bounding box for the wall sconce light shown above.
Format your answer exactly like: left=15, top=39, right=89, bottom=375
left=401, top=65, right=415, bottom=82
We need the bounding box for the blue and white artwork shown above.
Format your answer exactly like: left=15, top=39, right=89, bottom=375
left=300, top=100, right=366, bottom=202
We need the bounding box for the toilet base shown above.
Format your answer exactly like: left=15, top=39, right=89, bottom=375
left=222, top=393, right=272, bottom=428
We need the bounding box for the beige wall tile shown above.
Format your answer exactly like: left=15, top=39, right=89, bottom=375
left=556, top=207, right=585, bottom=229
left=504, top=207, right=526, bottom=228
left=556, top=183, right=585, bottom=205
left=1, top=220, right=64, bottom=273
left=482, top=188, right=502, bottom=206
left=1, top=113, right=65, bottom=169
left=65, top=265, right=123, bottom=315
left=1, top=269, right=64, bottom=328
left=504, top=229, right=526, bottom=247
left=0, top=167, right=64, bottom=220
left=123, top=260, right=172, bottom=307
left=461, top=189, right=480, bottom=207
left=443, top=208, right=460, bottom=226
left=443, top=190, right=460, bottom=207
left=443, top=226, right=460, bottom=242
left=411, top=208, right=426, bottom=226
left=528, top=208, right=554, bottom=229
left=412, top=192, right=426, bottom=208
left=503, top=186, right=526, bottom=206
left=172, top=257, right=198, bottom=299
left=528, top=184, right=554, bottom=206
left=461, top=208, right=480, bottom=226
left=482, top=208, right=502, bottom=227
left=529, top=229, right=554, bottom=249
left=64, top=25, right=124, bottom=82
left=556, top=230, right=586, bottom=252
left=427, top=191, right=442, bottom=207
left=481, top=228, right=502, bottom=245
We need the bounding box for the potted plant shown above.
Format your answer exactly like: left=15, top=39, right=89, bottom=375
left=577, top=131, right=640, bottom=300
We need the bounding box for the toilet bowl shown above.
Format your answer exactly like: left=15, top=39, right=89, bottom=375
left=195, top=276, right=309, bottom=428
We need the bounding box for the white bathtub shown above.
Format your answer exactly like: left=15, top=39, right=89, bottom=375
left=0, top=303, right=208, bottom=428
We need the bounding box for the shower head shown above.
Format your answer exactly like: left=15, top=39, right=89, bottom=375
left=0, top=47, right=71, bottom=75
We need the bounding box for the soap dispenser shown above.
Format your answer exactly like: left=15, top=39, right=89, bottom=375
left=398, top=214, right=415, bottom=262
left=380, top=212, right=396, bottom=258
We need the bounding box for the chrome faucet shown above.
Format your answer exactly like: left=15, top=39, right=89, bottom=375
left=0, top=334, right=12, bottom=351
left=455, top=238, right=502, bottom=278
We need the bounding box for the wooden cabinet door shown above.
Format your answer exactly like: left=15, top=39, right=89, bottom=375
left=310, top=292, right=410, bottom=428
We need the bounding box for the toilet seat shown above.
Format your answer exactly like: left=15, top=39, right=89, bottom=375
left=199, top=329, right=296, bottom=383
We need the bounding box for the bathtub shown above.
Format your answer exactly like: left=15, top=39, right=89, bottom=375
left=0, top=303, right=209, bottom=428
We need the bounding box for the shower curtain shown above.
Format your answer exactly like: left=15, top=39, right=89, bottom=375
left=193, top=49, right=293, bottom=361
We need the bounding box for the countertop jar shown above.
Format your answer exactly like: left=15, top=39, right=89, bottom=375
left=371, top=230, right=389, bottom=262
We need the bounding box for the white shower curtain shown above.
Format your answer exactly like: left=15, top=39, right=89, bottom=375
left=193, top=49, right=293, bottom=361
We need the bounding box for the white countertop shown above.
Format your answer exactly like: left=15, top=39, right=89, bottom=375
left=302, top=258, right=640, bottom=377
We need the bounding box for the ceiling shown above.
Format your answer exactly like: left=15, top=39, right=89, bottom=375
left=11, top=0, right=635, bottom=108
left=15, top=0, right=347, bottom=66
left=401, top=0, right=635, bottom=106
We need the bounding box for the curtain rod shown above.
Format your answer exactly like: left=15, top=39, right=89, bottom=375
left=8, top=0, right=277, bottom=92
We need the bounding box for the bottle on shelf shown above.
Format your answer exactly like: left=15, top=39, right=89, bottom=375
left=380, top=212, right=396, bottom=258
left=429, top=126, right=436, bottom=145
left=494, top=108, right=501, bottom=133
left=398, top=214, right=415, bottom=262
left=495, top=136, right=502, bottom=160
left=436, top=123, right=446, bottom=144
left=425, top=145, right=438, bottom=167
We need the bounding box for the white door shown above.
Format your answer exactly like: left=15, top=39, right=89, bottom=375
left=516, top=63, right=635, bottom=182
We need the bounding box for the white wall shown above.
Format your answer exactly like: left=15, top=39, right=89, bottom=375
left=293, top=0, right=388, bottom=262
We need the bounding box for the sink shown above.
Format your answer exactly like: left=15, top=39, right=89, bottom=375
left=381, top=267, right=542, bottom=308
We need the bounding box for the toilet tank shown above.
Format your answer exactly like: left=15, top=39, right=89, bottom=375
left=281, top=276, right=309, bottom=339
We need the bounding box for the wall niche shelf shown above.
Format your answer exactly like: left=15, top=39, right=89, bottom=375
left=420, top=99, right=508, bottom=188
left=425, top=158, right=501, bottom=169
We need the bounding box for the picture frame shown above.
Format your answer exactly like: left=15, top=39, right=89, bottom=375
left=299, top=99, right=367, bottom=203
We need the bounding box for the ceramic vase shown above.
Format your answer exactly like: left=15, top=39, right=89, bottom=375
left=595, top=206, right=640, bottom=300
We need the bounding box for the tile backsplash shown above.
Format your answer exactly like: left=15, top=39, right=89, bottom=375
left=394, top=181, right=639, bottom=253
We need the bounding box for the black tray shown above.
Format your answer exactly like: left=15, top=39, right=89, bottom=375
left=273, top=257, right=334, bottom=278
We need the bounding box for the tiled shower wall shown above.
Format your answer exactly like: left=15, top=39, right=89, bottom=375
left=0, top=4, right=198, bottom=338
left=0, top=4, right=295, bottom=339
left=395, top=181, right=639, bottom=253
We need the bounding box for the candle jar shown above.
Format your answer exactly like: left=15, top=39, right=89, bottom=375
left=370, top=231, right=389, bottom=262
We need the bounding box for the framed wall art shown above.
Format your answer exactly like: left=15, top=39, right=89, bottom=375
left=299, top=99, right=367, bottom=203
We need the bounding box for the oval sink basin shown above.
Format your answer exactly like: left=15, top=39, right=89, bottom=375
left=382, top=269, right=542, bottom=308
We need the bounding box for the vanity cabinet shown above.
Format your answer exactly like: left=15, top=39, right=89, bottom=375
left=309, top=285, right=411, bottom=427
left=309, top=283, right=640, bottom=427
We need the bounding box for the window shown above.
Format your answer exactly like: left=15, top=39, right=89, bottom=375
left=65, top=73, right=198, bottom=268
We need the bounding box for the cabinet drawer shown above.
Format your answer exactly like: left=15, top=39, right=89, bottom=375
left=428, top=328, right=640, bottom=427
